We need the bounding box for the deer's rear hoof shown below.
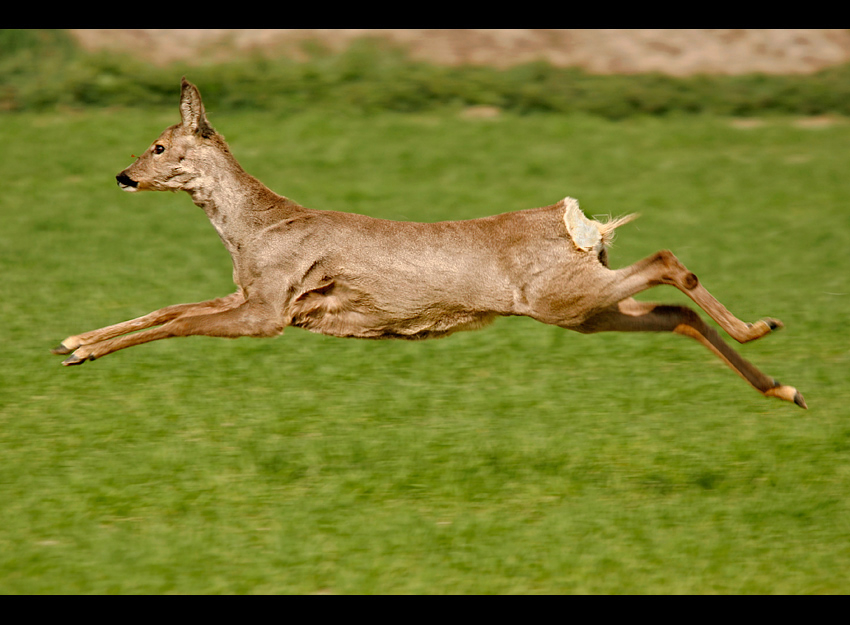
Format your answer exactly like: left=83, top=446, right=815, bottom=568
left=765, top=382, right=807, bottom=409
left=51, top=343, right=73, bottom=355
left=764, top=318, right=784, bottom=331
left=742, top=318, right=783, bottom=342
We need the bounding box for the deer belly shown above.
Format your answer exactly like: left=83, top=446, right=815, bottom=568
left=287, top=277, right=497, bottom=340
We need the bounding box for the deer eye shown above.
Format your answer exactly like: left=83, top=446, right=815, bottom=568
left=153, top=144, right=165, bottom=154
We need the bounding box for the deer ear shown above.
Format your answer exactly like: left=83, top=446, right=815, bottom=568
left=179, top=77, right=213, bottom=136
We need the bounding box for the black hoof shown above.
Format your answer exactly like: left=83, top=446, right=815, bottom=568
left=794, top=392, right=808, bottom=409
left=51, top=343, right=72, bottom=355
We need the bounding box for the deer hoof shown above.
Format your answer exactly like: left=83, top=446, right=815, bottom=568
left=765, top=382, right=807, bottom=409
left=51, top=343, right=73, bottom=355
left=743, top=318, right=783, bottom=342
left=764, top=318, right=784, bottom=331
left=61, top=352, right=95, bottom=366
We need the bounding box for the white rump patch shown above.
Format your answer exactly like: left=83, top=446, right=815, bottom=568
left=561, top=197, right=638, bottom=254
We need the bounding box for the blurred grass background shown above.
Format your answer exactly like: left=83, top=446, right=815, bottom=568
left=4, top=29, right=850, bottom=117
left=1, top=30, right=849, bottom=594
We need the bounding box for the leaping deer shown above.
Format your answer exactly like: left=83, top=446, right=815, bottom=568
left=52, top=78, right=806, bottom=408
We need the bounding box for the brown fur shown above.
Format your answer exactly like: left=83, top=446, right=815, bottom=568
left=53, top=78, right=805, bottom=408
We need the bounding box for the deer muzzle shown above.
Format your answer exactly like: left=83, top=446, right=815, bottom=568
left=116, top=173, right=139, bottom=192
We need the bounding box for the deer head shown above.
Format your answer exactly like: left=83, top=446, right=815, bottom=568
left=116, top=78, right=226, bottom=194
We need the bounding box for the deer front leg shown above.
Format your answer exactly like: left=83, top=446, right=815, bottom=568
left=61, top=300, right=283, bottom=365
left=610, top=251, right=783, bottom=344
left=575, top=298, right=806, bottom=408
left=52, top=291, right=245, bottom=357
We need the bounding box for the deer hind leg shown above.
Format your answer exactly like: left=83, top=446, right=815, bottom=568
left=52, top=291, right=245, bottom=357
left=575, top=298, right=806, bottom=408
left=604, top=250, right=782, bottom=344
left=60, top=300, right=283, bottom=365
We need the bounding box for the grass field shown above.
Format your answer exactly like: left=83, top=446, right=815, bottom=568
left=1, top=104, right=849, bottom=593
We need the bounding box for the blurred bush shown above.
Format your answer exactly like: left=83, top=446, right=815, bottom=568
left=2, top=29, right=850, bottom=118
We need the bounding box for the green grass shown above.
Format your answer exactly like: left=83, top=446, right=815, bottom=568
left=1, top=105, right=850, bottom=593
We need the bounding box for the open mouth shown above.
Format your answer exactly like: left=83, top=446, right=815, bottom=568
left=116, top=173, right=138, bottom=192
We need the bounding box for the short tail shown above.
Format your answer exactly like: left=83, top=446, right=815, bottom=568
left=598, top=212, right=640, bottom=246
left=562, top=196, right=639, bottom=252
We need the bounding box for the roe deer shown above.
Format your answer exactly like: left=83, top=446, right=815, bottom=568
left=52, top=78, right=806, bottom=408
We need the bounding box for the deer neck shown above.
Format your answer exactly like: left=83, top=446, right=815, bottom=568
left=184, top=156, right=277, bottom=251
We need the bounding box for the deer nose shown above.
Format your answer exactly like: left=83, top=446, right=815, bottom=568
left=116, top=173, right=138, bottom=189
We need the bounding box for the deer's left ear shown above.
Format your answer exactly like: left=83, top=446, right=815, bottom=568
left=179, top=77, right=214, bottom=136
